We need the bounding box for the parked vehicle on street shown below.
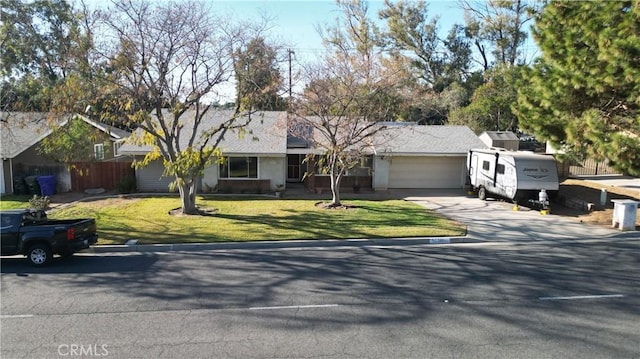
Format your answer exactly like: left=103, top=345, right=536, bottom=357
left=0, top=209, right=98, bottom=266
left=467, top=148, right=559, bottom=204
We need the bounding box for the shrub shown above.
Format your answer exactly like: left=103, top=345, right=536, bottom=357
left=117, top=176, right=137, bottom=194
left=29, top=195, right=50, bottom=210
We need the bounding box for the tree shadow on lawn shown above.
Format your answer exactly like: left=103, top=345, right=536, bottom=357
left=5, top=240, right=638, bottom=356
left=98, top=204, right=463, bottom=244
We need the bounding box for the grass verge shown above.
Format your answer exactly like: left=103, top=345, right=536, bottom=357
left=49, top=196, right=466, bottom=244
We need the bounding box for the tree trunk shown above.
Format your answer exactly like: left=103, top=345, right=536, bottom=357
left=177, top=179, right=198, bottom=215
left=329, top=171, right=342, bottom=207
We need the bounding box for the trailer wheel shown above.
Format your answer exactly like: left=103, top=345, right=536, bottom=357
left=478, top=187, right=487, bottom=201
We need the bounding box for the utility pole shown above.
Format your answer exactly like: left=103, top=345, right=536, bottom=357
left=288, top=48, right=294, bottom=113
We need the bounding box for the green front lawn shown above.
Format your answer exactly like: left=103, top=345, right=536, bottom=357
left=0, top=195, right=32, bottom=210
left=49, top=196, right=466, bottom=244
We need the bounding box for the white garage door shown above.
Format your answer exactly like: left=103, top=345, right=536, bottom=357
left=388, top=156, right=464, bottom=189
left=137, top=160, right=174, bottom=192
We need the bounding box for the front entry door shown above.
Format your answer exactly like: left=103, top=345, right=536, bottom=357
left=287, top=154, right=305, bottom=182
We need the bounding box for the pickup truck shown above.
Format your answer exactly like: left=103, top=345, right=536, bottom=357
left=0, top=209, right=98, bottom=266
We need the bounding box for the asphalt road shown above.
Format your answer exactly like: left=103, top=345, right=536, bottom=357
left=1, top=239, right=639, bottom=359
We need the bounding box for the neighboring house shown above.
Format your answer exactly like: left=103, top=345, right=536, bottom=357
left=82, top=117, right=132, bottom=162
left=479, top=131, right=519, bottom=151
left=0, top=112, right=132, bottom=195
left=120, top=110, right=486, bottom=193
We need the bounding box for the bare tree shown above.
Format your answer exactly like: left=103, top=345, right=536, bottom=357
left=96, top=0, right=271, bottom=214
left=291, top=0, right=396, bottom=207
left=458, top=0, right=538, bottom=69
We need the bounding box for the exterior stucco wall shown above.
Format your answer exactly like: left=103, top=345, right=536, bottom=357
left=136, top=156, right=286, bottom=193
left=202, top=164, right=219, bottom=192
left=259, top=157, right=286, bottom=190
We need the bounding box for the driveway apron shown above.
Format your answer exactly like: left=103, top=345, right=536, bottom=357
left=403, top=190, right=632, bottom=242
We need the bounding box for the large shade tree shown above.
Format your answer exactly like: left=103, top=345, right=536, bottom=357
left=380, top=0, right=473, bottom=92
left=0, top=0, right=94, bottom=113
left=459, top=0, right=537, bottom=69
left=378, top=0, right=476, bottom=124
left=293, top=0, right=395, bottom=207
left=96, top=0, right=273, bottom=214
left=449, top=65, right=521, bottom=133
left=516, top=1, right=640, bottom=175
left=234, top=37, right=286, bottom=111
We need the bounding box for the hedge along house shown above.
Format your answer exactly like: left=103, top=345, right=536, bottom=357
left=0, top=112, right=132, bottom=195
left=118, top=110, right=288, bottom=193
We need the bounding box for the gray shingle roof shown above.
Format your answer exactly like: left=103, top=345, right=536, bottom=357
left=117, top=111, right=485, bottom=157
left=375, top=124, right=487, bottom=155
left=80, top=115, right=131, bottom=140
left=0, top=112, right=67, bottom=159
left=1, top=112, right=131, bottom=159
left=118, top=110, right=288, bottom=156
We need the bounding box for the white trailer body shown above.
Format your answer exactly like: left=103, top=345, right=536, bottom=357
left=467, top=148, right=559, bottom=202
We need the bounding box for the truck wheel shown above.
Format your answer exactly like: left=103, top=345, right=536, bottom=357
left=27, top=244, right=53, bottom=267
left=478, top=187, right=487, bottom=201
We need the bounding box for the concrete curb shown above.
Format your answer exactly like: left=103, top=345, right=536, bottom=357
left=84, top=232, right=640, bottom=254
left=88, top=235, right=476, bottom=254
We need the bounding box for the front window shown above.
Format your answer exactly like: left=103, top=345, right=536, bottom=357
left=94, top=144, right=105, bottom=160
left=219, top=157, right=258, bottom=178
left=347, top=156, right=373, bottom=176
left=113, top=141, right=123, bottom=157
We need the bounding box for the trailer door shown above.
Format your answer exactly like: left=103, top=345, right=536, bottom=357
left=468, top=153, right=479, bottom=186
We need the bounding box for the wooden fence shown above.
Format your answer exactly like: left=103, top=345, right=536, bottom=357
left=70, top=162, right=135, bottom=192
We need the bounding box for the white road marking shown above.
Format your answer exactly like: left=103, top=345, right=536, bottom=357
left=0, top=314, right=34, bottom=319
left=249, top=304, right=340, bottom=311
left=539, top=294, right=625, bottom=301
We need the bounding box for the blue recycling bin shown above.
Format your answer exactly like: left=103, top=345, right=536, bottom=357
left=37, top=175, right=57, bottom=196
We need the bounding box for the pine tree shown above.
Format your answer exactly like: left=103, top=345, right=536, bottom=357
left=517, top=1, right=640, bottom=175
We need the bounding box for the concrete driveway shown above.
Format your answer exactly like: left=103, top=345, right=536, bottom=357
left=402, top=190, right=636, bottom=242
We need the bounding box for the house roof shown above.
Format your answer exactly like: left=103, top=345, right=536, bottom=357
left=79, top=115, right=131, bottom=140
left=117, top=110, right=486, bottom=158
left=0, top=112, right=67, bottom=159
left=375, top=124, right=487, bottom=156
left=118, top=110, right=288, bottom=157
left=0, top=112, right=131, bottom=159
left=480, top=131, right=519, bottom=141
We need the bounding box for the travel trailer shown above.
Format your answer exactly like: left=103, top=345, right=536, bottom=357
left=467, top=148, right=559, bottom=203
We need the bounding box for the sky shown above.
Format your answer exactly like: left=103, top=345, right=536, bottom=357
left=207, top=0, right=490, bottom=101
left=83, top=0, right=538, bottom=103
left=212, top=0, right=471, bottom=65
